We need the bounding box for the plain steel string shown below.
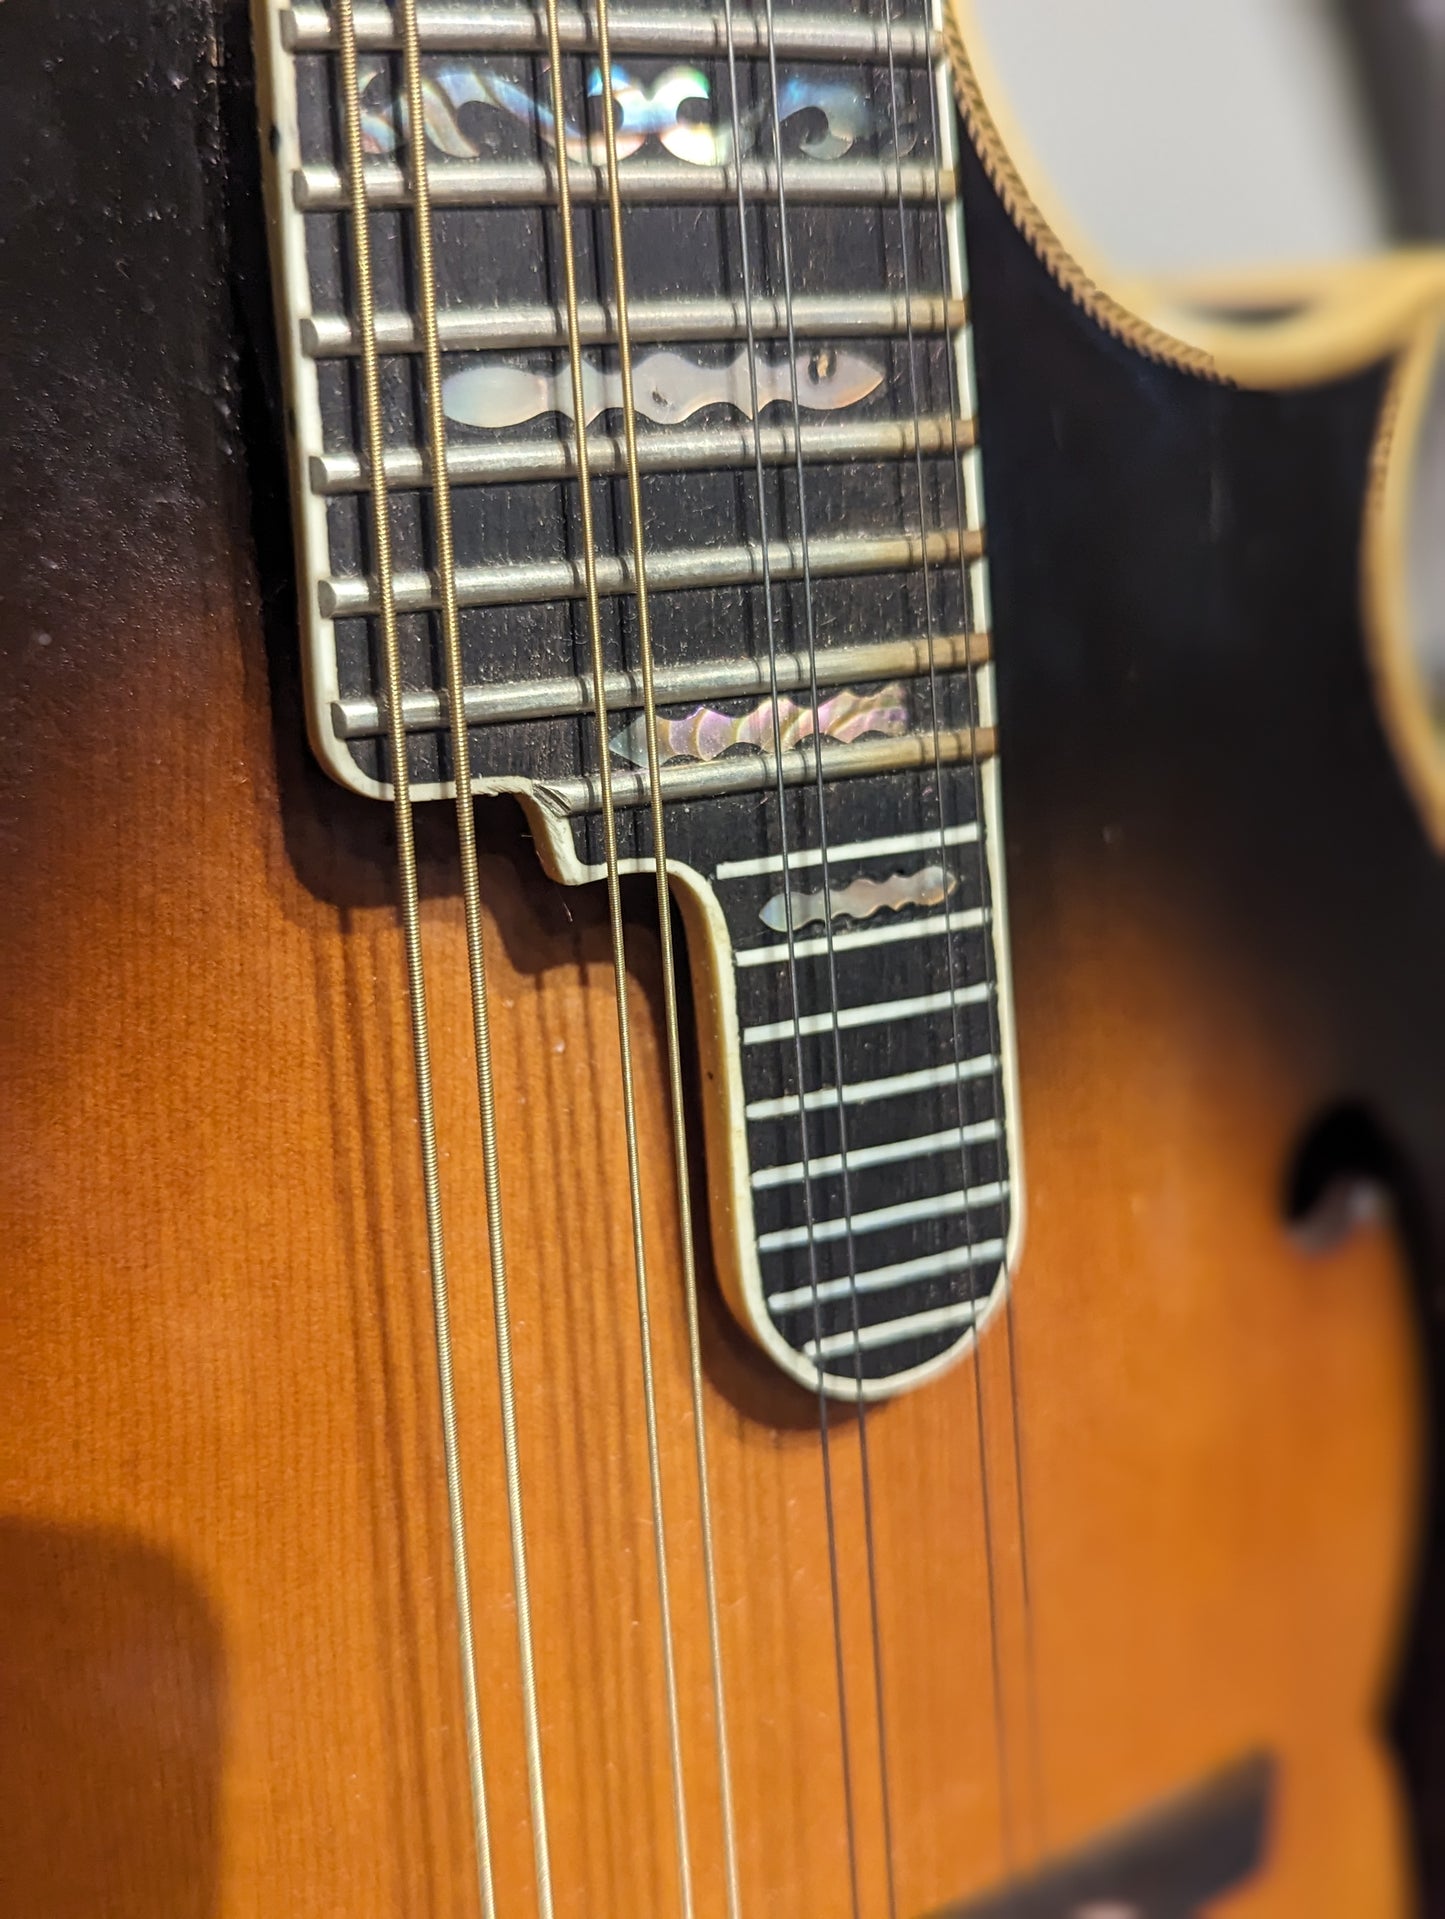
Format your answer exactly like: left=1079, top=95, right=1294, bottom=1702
left=396, top=0, right=558, bottom=1906
left=922, top=5, right=1045, bottom=1856
left=912, top=0, right=1045, bottom=1861
left=870, top=0, right=1017, bottom=1869
left=753, top=3, right=903, bottom=1908
left=589, top=4, right=744, bottom=1912
left=538, top=10, right=695, bottom=1910
left=334, top=6, right=496, bottom=1912
left=716, top=9, right=864, bottom=1913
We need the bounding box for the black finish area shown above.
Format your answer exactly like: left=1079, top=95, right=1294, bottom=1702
left=598, top=755, right=1012, bottom=1384
left=935, top=1754, right=1274, bottom=1919
left=958, top=128, right=1445, bottom=1901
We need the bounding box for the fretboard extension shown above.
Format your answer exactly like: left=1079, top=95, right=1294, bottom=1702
left=674, top=763, right=1012, bottom=1389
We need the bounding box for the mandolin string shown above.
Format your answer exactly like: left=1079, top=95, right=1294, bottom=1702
left=333, top=4, right=497, bottom=1913
left=758, top=0, right=910, bottom=1886
left=589, top=5, right=745, bottom=1913
left=871, top=0, right=1016, bottom=1870
left=395, top=0, right=558, bottom=1908
left=716, top=7, right=864, bottom=1912
left=754, top=2, right=904, bottom=1907
left=537, top=6, right=697, bottom=1910
left=912, top=0, right=1046, bottom=1861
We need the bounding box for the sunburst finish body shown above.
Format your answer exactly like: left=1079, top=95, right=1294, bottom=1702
left=1, top=2, right=1442, bottom=1915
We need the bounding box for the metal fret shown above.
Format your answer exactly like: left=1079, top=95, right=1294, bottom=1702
left=295, top=157, right=957, bottom=212
left=717, top=819, right=982, bottom=881
left=331, top=631, right=990, bottom=740
left=282, top=5, right=938, bottom=64
left=802, top=1291, right=1000, bottom=1360
left=744, top=1053, right=997, bottom=1121
left=302, top=294, right=970, bottom=359
left=742, top=981, right=993, bottom=1046
left=310, top=416, right=977, bottom=495
left=538, top=727, right=995, bottom=815
left=737, top=909, right=991, bottom=971
left=321, top=526, right=981, bottom=617
left=760, top=1179, right=1009, bottom=1253
left=750, top=1121, right=1002, bottom=1192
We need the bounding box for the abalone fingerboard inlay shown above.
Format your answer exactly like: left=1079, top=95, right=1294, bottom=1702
left=258, top=0, right=1021, bottom=1396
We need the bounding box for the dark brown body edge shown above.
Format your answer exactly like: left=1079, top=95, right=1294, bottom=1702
left=0, top=0, right=1438, bottom=1911
left=955, top=127, right=1445, bottom=1898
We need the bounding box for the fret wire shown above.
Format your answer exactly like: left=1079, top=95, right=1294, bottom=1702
left=536, top=3, right=701, bottom=1910
left=919, top=4, right=1046, bottom=1857
left=330, top=632, right=991, bottom=741
left=874, top=0, right=1004, bottom=1894
left=592, top=3, right=744, bottom=1907
left=294, top=157, right=956, bottom=210
left=716, top=0, right=864, bottom=1907
left=541, top=727, right=994, bottom=813
left=752, top=0, right=899, bottom=1899
left=395, top=0, right=558, bottom=1906
left=332, top=6, right=498, bottom=1914
left=285, top=4, right=939, bottom=63
left=322, top=527, right=979, bottom=618
left=310, top=417, right=977, bottom=496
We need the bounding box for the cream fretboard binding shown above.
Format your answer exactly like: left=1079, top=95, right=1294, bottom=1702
left=255, top=0, right=1022, bottom=1398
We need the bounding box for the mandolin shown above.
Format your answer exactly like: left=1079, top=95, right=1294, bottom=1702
left=4, top=1, right=1445, bottom=1913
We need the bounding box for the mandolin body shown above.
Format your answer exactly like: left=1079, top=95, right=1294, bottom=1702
left=0, top=3, right=1441, bottom=1915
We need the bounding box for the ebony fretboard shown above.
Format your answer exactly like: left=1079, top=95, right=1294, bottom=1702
left=257, top=0, right=1020, bottom=1395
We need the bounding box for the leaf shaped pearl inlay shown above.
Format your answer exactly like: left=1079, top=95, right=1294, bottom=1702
left=609, top=684, right=908, bottom=767
left=358, top=60, right=876, bottom=167
left=442, top=347, right=883, bottom=431
left=760, top=865, right=958, bottom=932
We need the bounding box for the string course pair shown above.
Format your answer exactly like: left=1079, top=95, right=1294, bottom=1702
left=330, top=0, right=1042, bottom=1906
